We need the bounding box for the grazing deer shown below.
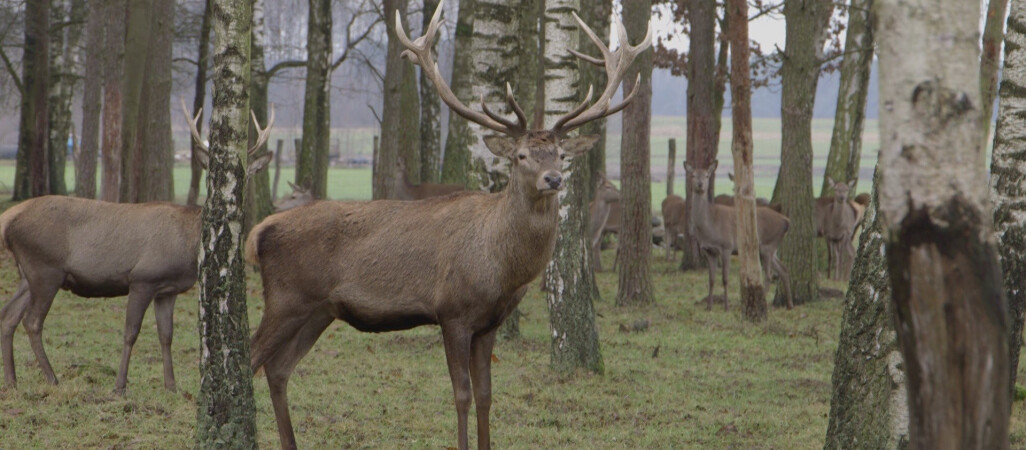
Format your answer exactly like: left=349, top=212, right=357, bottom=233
left=0, top=104, right=273, bottom=394
left=661, top=194, right=685, bottom=261
left=821, top=177, right=858, bottom=281
left=588, top=172, right=621, bottom=271
left=684, top=160, right=793, bottom=310
left=244, top=3, right=650, bottom=449
left=274, top=181, right=314, bottom=213
left=395, top=159, right=465, bottom=200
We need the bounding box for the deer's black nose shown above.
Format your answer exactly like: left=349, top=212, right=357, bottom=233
left=545, top=174, right=562, bottom=189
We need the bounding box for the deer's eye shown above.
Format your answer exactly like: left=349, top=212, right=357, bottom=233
left=559, top=154, right=566, bottom=160
left=518, top=153, right=527, bottom=160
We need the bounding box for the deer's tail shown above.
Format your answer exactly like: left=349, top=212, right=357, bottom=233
left=245, top=221, right=269, bottom=268
left=0, top=200, right=31, bottom=253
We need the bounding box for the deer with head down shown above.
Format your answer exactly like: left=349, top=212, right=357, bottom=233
left=684, top=160, right=793, bottom=310
left=244, top=3, right=649, bottom=449
left=0, top=103, right=273, bottom=394
left=395, top=158, right=465, bottom=200
left=588, top=172, right=621, bottom=271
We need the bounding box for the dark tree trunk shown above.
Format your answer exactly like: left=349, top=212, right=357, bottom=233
left=77, top=0, right=104, bottom=199
left=727, top=0, right=765, bottom=321
left=824, top=169, right=909, bottom=449
left=376, top=0, right=404, bottom=199
left=100, top=0, right=125, bottom=202
left=245, top=0, right=273, bottom=232
left=771, top=0, right=831, bottom=306
left=14, top=0, right=50, bottom=200
left=821, top=0, right=873, bottom=196
left=187, top=0, right=212, bottom=206
left=119, top=0, right=154, bottom=203
left=991, top=0, right=1026, bottom=401
left=297, top=0, right=331, bottom=199
left=439, top=0, right=474, bottom=186
left=195, top=0, right=257, bottom=444
left=579, top=0, right=611, bottom=202
left=419, top=0, right=441, bottom=183
left=399, top=33, right=421, bottom=184
left=139, top=0, right=173, bottom=202
left=680, top=0, right=718, bottom=272
left=876, top=0, right=1010, bottom=447
left=616, top=0, right=654, bottom=307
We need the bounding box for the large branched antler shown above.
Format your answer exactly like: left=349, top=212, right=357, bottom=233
left=395, top=0, right=528, bottom=137
left=552, top=12, right=652, bottom=135
left=179, top=97, right=276, bottom=171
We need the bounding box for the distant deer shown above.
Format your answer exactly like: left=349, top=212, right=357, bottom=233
left=274, top=181, right=314, bottom=213
left=684, top=160, right=793, bottom=310
left=395, top=158, right=464, bottom=200
left=0, top=103, right=273, bottom=393
left=244, top=3, right=650, bottom=449
left=820, top=177, right=858, bottom=281
left=588, top=172, right=621, bottom=271
left=661, top=194, right=685, bottom=261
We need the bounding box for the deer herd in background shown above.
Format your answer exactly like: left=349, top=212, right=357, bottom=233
left=0, top=2, right=870, bottom=449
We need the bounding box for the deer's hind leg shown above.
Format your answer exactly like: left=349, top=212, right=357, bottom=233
left=21, top=272, right=63, bottom=386
left=114, top=285, right=158, bottom=394
left=1, top=279, right=31, bottom=388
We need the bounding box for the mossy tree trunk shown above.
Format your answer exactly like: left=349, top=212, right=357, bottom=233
left=543, top=0, right=603, bottom=375
left=616, top=0, right=654, bottom=307
left=195, top=0, right=257, bottom=444
left=439, top=0, right=474, bottom=186
left=876, top=0, right=1010, bottom=447
left=824, top=169, right=909, bottom=449
left=246, top=0, right=273, bottom=232
left=187, top=0, right=212, bottom=206
left=821, top=0, right=873, bottom=196
left=297, top=0, right=331, bottom=199
left=991, top=0, right=1026, bottom=400
left=727, top=0, right=765, bottom=321
left=771, top=0, right=832, bottom=306
left=78, top=0, right=103, bottom=199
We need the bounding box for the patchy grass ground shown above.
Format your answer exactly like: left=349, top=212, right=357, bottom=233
left=2, top=245, right=1024, bottom=448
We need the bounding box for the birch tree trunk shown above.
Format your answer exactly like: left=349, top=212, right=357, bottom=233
left=246, top=0, right=273, bottom=231
left=771, top=0, right=831, bottom=306
left=824, top=169, right=909, bottom=449
left=727, top=0, right=765, bottom=321
left=139, top=0, right=173, bottom=202
left=543, top=0, right=603, bottom=375
left=77, top=0, right=104, bottom=199
left=616, top=0, right=654, bottom=307
left=876, top=0, right=1009, bottom=447
left=980, top=0, right=1009, bottom=145
left=46, top=0, right=79, bottom=197
left=821, top=0, right=874, bottom=196
left=195, top=0, right=257, bottom=443
left=187, top=0, right=212, bottom=206
left=297, top=0, right=331, bottom=199
left=119, top=0, right=154, bottom=203
left=419, top=0, right=442, bottom=183
left=991, top=0, right=1026, bottom=399
left=100, top=0, right=125, bottom=202
left=13, top=0, right=49, bottom=200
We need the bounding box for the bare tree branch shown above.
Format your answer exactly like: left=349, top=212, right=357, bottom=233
left=0, top=45, right=22, bottom=93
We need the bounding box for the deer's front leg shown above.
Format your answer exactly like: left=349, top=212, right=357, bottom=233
left=470, top=329, right=497, bottom=450
left=442, top=325, right=473, bottom=450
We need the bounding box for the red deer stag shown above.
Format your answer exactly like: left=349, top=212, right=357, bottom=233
left=0, top=103, right=273, bottom=394
left=684, top=160, right=793, bottom=310
left=244, top=3, right=649, bottom=449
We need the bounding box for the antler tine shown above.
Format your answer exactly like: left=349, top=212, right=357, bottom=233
left=568, top=48, right=604, bottom=68
left=248, top=103, right=276, bottom=156
left=551, top=84, right=594, bottom=132
left=396, top=0, right=527, bottom=137
left=180, top=97, right=208, bottom=152
left=481, top=83, right=529, bottom=133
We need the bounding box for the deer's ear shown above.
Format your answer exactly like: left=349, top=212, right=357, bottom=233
left=288, top=180, right=299, bottom=191
left=848, top=180, right=857, bottom=191
left=683, top=161, right=694, bottom=174
left=483, top=136, right=516, bottom=158
left=248, top=152, right=273, bottom=177
left=728, top=172, right=735, bottom=182
left=196, top=147, right=210, bottom=170
left=709, top=160, right=718, bottom=173
left=826, top=176, right=834, bottom=187
left=562, top=134, right=599, bottom=156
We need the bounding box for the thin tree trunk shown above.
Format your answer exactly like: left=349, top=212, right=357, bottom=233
left=439, top=0, right=474, bottom=186
left=77, top=0, right=103, bottom=199
left=543, top=0, right=603, bottom=375
left=824, top=168, right=909, bottom=449
left=195, top=0, right=257, bottom=444
left=187, top=0, right=212, bottom=206
left=980, top=0, right=1009, bottom=147
left=376, top=0, right=404, bottom=199
left=100, top=0, right=125, bottom=202
left=246, top=0, right=273, bottom=231
left=876, top=0, right=1009, bottom=447
left=680, top=0, right=718, bottom=272
left=47, top=0, right=79, bottom=197
left=771, top=0, right=830, bottom=306
left=727, top=0, right=765, bottom=321
left=991, top=0, right=1026, bottom=401
left=271, top=139, right=283, bottom=201
left=616, top=0, right=654, bottom=307
left=821, top=0, right=874, bottom=196
left=419, top=0, right=442, bottom=183
left=297, top=0, right=331, bottom=199
left=666, top=138, right=675, bottom=196
left=140, top=0, right=173, bottom=202
left=14, top=0, right=50, bottom=200
left=120, top=0, right=154, bottom=203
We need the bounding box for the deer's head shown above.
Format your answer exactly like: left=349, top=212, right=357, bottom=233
left=398, top=0, right=650, bottom=199
left=180, top=99, right=275, bottom=177
left=826, top=176, right=856, bottom=202
left=274, top=181, right=314, bottom=213
left=684, top=160, right=717, bottom=197
left=594, top=171, right=621, bottom=203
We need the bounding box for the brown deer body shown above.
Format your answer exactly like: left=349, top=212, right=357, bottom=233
left=395, top=160, right=464, bottom=200
left=0, top=103, right=272, bottom=394
left=245, top=3, right=650, bottom=449
left=661, top=194, right=686, bottom=260
left=588, top=173, right=621, bottom=271
left=685, top=161, right=793, bottom=310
